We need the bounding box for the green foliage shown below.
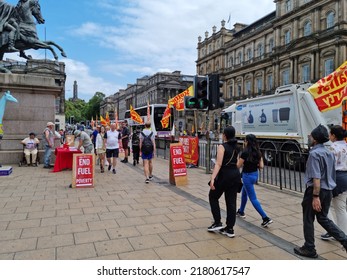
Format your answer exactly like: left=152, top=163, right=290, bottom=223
left=65, top=92, right=105, bottom=123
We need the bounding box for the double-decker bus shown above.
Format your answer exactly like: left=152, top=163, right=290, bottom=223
left=124, top=104, right=174, bottom=137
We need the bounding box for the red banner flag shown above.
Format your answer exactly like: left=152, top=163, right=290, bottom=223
left=130, top=105, right=144, bottom=124
left=308, top=61, right=347, bottom=112
left=105, top=112, right=110, bottom=125
left=168, top=86, right=193, bottom=111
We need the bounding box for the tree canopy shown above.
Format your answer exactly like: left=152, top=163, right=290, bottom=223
left=65, top=92, right=105, bottom=124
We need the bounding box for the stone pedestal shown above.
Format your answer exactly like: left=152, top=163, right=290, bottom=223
left=0, top=73, right=63, bottom=164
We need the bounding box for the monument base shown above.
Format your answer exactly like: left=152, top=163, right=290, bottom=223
left=0, top=166, right=12, bottom=176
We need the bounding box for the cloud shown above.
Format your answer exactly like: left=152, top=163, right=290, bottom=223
left=62, top=58, right=121, bottom=100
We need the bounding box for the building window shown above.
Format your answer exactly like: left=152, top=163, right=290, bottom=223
left=228, top=56, right=233, bottom=67
left=282, top=69, right=290, bottom=85
left=324, top=58, right=334, bottom=76
left=237, top=52, right=243, bottom=64
left=246, top=48, right=252, bottom=61
left=267, top=75, right=273, bottom=90
left=237, top=83, right=242, bottom=96
left=229, top=85, right=233, bottom=98
left=257, top=43, right=264, bottom=58
left=284, top=30, right=291, bottom=45
left=256, top=78, right=262, bottom=95
left=245, top=80, right=251, bottom=97
left=285, top=0, right=292, bottom=12
left=326, top=11, right=335, bottom=29
left=304, top=20, right=312, bottom=36
left=301, top=64, right=311, bottom=82
left=269, top=38, right=274, bottom=52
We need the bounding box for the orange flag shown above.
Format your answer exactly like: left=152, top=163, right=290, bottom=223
left=105, top=112, right=110, bottom=125
left=308, top=61, right=347, bottom=112
left=91, top=117, right=95, bottom=128
left=168, top=86, right=193, bottom=111
left=130, top=105, right=144, bottom=124
left=100, top=116, right=107, bottom=127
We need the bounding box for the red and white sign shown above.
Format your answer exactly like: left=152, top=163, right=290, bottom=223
left=170, top=144, right=187, bottom=177
left=72, top=154, right=95, bottom=188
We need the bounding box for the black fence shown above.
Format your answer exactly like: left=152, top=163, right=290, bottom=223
left=155, top=138, right=308, bottom=193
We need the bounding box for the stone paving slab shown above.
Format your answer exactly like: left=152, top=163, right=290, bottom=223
left=0, top=155, right=346, bottom=260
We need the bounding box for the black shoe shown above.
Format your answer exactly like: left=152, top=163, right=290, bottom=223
left=112, top=169, right=116, bottom=174
left=236, top=209, right=246, bottom=219
left=43, top=165, right=51, bottom=169
left=207, top=222, right=223, bottom=232
left=145, top=178, right=150, bottom=184
left=108, top=165, right=111, bottom=171
left=321, top=233, right=334, bottom=241
left=294, top=246, right=318, bottom=258
left=261, top=217, right=273, bottom=227
left=219, top=227, right=235, bottom=238
left=149, top=175, right=153, bottom=181
left=133, top=160, right=136, bottom=166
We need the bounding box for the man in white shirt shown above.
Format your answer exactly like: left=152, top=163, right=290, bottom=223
left=104, top=123, right=121, bottom=174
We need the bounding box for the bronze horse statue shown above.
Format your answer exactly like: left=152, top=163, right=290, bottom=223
left=0, top=0, right=66, bottom=70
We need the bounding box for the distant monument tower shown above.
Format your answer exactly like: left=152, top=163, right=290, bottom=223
left=70, top=81, right=80, bottom=102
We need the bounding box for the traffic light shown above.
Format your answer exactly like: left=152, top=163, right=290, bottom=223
left=185, top=75, right=209, bottom=110
left=208, top=74, right=225, bottom=110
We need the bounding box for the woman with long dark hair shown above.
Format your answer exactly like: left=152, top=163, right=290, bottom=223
left=208, top=126, right=241, bottom=238
left=237, top=134, right=273, bottom=227
left=321, top=125, right=347, bottom=240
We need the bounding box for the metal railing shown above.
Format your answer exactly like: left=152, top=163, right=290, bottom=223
left=154, top=138, right=308, bottom=193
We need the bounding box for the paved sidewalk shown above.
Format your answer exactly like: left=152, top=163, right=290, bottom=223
left=0, top=155, right=346, bottom=260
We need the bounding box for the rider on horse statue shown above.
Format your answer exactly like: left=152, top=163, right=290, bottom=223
left=0, top=0, right=21, bottom=52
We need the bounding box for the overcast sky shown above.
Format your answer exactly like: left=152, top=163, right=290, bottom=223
left=5, top=0, right=275, bottom=101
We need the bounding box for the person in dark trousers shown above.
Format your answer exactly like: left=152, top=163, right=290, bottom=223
left=208, top=126, right=241, bottom=238
left=131, top=127, right=140, bottom=166
left=294, top=124, right=347, bottom=258
left=121, top=120, right=130, bottom=163
left=236, top=134, right=273, bottom=228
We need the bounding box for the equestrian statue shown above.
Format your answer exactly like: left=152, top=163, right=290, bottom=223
left=0, top=0, right=67, bottom=73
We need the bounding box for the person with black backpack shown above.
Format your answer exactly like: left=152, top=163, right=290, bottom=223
left=140, top=122, right=156, bottom=184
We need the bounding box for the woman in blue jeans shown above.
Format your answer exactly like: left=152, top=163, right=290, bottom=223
left=236, top=134, right=273, bottom=227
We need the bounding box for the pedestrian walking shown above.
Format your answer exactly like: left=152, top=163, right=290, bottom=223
left=320, top=125, right=347, bottom=240
left=140, top=122, right=155, bottom=183
left=121, top=120, right=130, bottom=163
left=95, top=126, right=106, bottom=173
left=208, top=126, right=241, bottom=238
left=236, top=134, right=273, bottom=227
left=131, top=127, right=140, bottom=166
left=104, top=123, right=121, bottom=174
left=294, top=124, right=347, bottom=258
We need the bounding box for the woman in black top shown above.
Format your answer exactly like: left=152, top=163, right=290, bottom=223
left=208, top=126, right=241, bottom=238
left=236, top=134, right=273, bottom=227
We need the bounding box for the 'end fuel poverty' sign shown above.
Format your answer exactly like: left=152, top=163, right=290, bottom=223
left=72, top=154, right=95, bottom=188
left=170, top=144, right=187, bottom=177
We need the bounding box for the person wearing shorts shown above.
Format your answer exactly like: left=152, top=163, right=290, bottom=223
left=104, top=123, right=121, bottom=174
left=140, top=122, right=156, bottom=184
